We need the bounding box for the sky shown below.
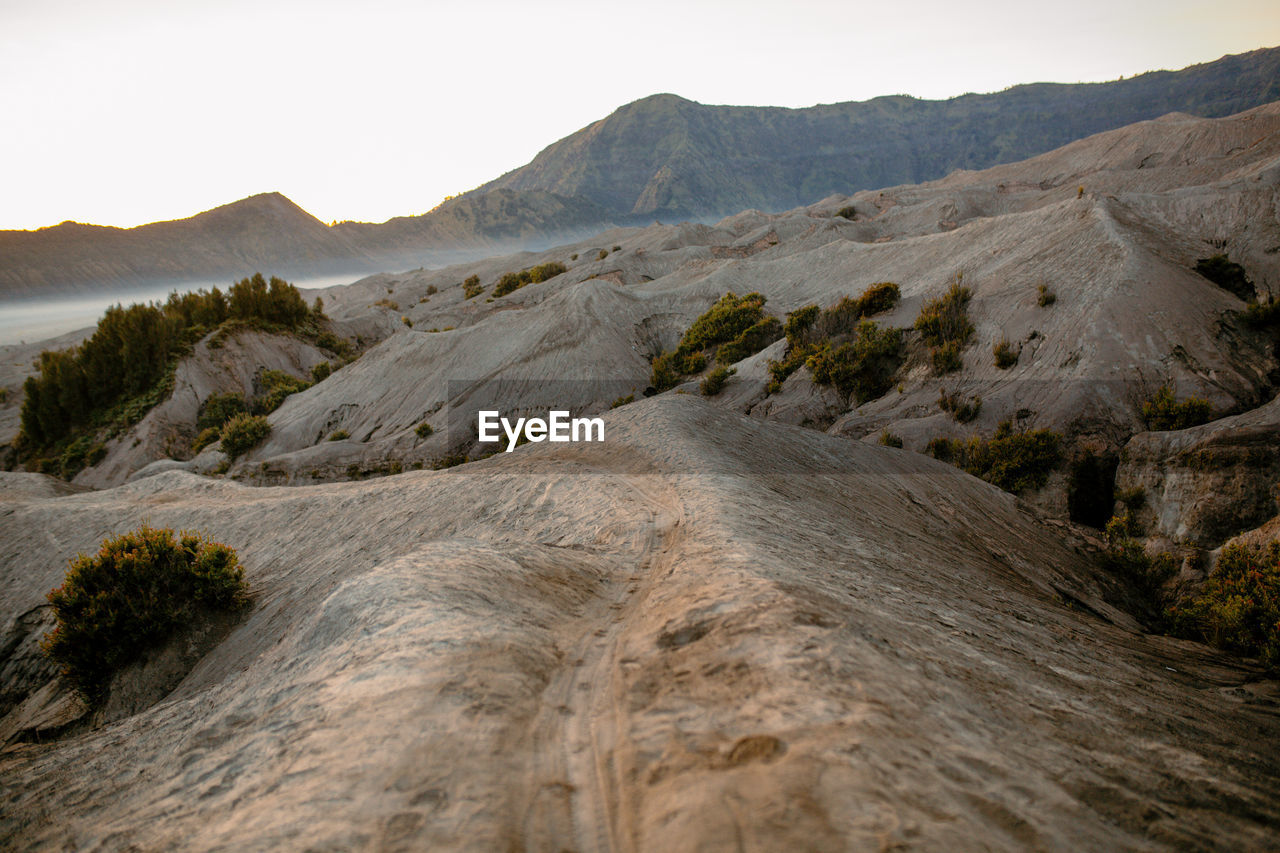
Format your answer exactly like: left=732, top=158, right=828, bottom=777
left=1, top=0, right=1278, bottom=231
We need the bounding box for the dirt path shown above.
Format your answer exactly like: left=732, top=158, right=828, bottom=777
left=520, top=473, right=684, bottom=852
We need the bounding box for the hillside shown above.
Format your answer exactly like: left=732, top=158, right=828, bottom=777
left=479, top=47, right=1280, bottom=220
left=3, top=398, right=1278, bottom=849
left=0, top=190, right=610, bottom=298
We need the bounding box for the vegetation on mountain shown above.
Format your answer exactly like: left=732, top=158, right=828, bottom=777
left=938, top=389, right=982, bottom=423
left=993, top=338, right=1019, bottom=368
left=1168, top=540, right=1280, bottom=671
left=915, top=274, right=974, bottom=375
left=14, top=275, right=334, bottom=475
left=767, top=282, right=902, bottom=393
left=43, top=525, right=250, bottom=702
left=927, top=420, right=1063, bottom=494
left=1141, top=385, right=1213, bottom=431
left=219, top=413, right=272, bottom=459
left=651, top=292, right=780, bottom=391
left=492, top=261, right=568, bottom=298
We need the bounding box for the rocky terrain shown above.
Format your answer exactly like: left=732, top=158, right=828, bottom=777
left=2, top=98, right=1280, bottom=849
left=2, top=398, right=1279, bottom=850
left=69, top=101, right=1273, bottom=544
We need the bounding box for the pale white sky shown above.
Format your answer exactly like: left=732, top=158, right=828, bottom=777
left=1, top=0, right=1277, bottom=231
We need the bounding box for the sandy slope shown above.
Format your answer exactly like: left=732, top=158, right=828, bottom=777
left=2, top=397, right=1277, bottom=850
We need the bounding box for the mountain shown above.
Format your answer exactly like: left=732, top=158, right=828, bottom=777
left=0, top=190, right=609, bottom=298
left=478, top=47, right=1280, bottom=221
left=4, top=48, right=1279, bottom=300
left=4, top=100, right=1280, bottom=850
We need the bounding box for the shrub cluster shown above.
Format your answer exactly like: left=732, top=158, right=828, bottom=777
left=1100, top=513, right=1177, bottom=606
left=219, top=413, right=272, bottom=459
left=1194, top=254, right=1254, bottom=302
left=700, top=365, right=735, bottom=396
left=651, top=292, right=780, bottom=391
left=927, top=420, right=1062, bottom=494
left=1168, top=540, right=1280, bottom=671
left=462, top=275, right=484, bottom=299
left=19, top=274, right=322, bottom=462
left=804, top=323, right=904, bottom=402
left=43, top=525, right=250, bottom=702
left=1037, top=284, right=1056, bottom=307
left=878, top=429, right=904, bottom=448
left=915, top=275, right=973, bottom=374
left=492, top=262, right=567, bottom=298
left=767, top=283, right=902, bottom=391
left=415, top=422, right=434, bottom=438
left=938, top=389, right=982, bottom=423
left=1141, top=385, right=1213, bottom=431
left=993, top=338, right=1019, bottom=369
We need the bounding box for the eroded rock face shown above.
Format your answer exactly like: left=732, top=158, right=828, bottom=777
left=0, top=397, right=1277, bottom=850
left=1117, top=396, right=1280, bottom=550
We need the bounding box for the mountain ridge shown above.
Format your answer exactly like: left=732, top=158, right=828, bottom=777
left=477, top=47, right=1280, bottom=220
left=3, top=47, right=1278, bottom=298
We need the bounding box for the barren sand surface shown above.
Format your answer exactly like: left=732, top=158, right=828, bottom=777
left=2, top=397, right=1277, bottom=850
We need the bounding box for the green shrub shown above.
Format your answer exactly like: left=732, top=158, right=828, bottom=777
left=426, top=284, right=438, bottom=296
left=856, top=282, right=901, bottom=317
left=651, top=292, right=775, bottom=389
left=1037, top=284, right=1056, bottom=307
left=42, top=525, right=249, bottom=701
left=310, top=361, right=332, bottom=382
left=680, top=292, right=768, bottom=353
left=57, top=436, right=106, bottom=479
left=835, top=205, right=857, bottom=219
left=192, top=427, right=221, bottom=453
left=930, top=341, right=964, bottom=374
left=220, top=413, right=271, bottom=459
left=878, top=429, right=904, bottom=448
left=1194, top=254, right=1254, bottom=302
left=254, top=370, right=311, bottom=415
left=402, top=316, right=413, bottom=328
left=17, top=274, right=324, bottom=462
left=805, top=322, right=904, bottom=402
left=1141, top=385, right=1213, bottom=431
left=610, top=394, right=634, bottom=409
left=928, top=420, right=1062, bottom=494
left=716, top=317, right=783, bottom=364
left=915, top=275, right=973, bottom=374
left=993, top=338, right=1018, bottom=369
left=597, top=249, right=608, bottom=260
left=938, top=389, right=982, bottom=423
left=1168, top=541, right=1280, bottom=670
left=766, top=284, right=903, bottom=394
left=328, top=430, right=350, bottom=441
left=493, top=262, right=568, bottom=298
left=197, top=392, right=248, bottom=431
left=462, top=275, right=484, bottom=299
left=415, top=422, right=434, bottom=438
left=315, top=331, right=352, bottom=357
left=700, top=366, right=735, bottom=396
left=1100, top=513, right=1177, bottom=609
